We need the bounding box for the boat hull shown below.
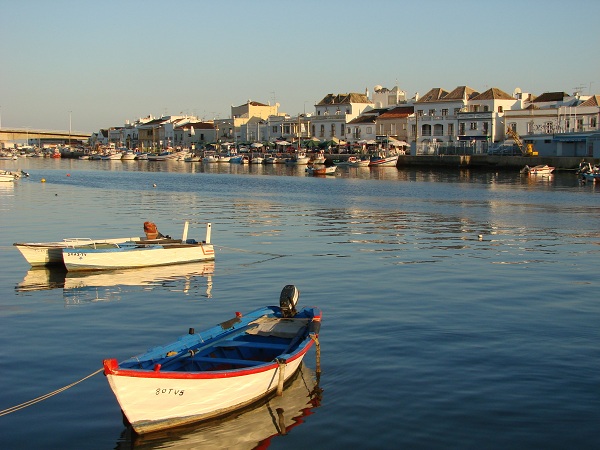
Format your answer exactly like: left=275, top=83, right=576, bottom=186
left=369, top=155, right=398, bottom=167
left=13, top=237, right=141, bottom=266
left=62, top=243, right=215, bottom=271
left=106, top=353, right=306, bottom=433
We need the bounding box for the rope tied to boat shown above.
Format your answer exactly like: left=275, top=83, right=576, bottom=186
left=0, top=368, right=103, bottom=417
left=310, top=334, right=321, bottom=374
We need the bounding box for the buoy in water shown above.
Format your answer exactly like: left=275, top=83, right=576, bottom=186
left=478, top=234, right=483, bottom=241
left=41, top=178, right=46, bottom=183
left=153, top=183, right=157, bottom=187
left=66, top=174, right=70, bottom=177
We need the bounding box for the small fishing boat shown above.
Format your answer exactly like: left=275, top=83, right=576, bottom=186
left=0, top=170, right=20, bottom=182
left=369, top=150, right=399, bottom=167
left=62, top=222, right=215, bottom=271
left=347, top=156, right=370, bottom=167
left=14, top=236, right=142, bottom=266
left=306, top=165, right=337, bottom=176
left=520, top=164, right=555, bottom=175
left=103, top=285, right=322, bottom=434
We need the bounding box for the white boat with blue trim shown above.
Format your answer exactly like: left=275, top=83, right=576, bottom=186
left=103, top=285, right=321, bottom=434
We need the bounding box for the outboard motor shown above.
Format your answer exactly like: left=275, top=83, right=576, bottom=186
left=279, top=285, right=299, bottom=318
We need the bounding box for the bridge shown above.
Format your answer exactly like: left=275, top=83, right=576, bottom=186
left=0, top=127, right=91, bottom=147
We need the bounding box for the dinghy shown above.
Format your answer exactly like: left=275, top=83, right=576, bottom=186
left=103, top=285, right=322, bottom=434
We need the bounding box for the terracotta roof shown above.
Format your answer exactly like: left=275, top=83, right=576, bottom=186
left=416, top=88, right=449, bottom=102
left=318, top=93, right=371, bottom=105
left=444, top=86, right=479, bottom=101
left=533, top=92, right=569, bottom=103
left=348, top=115, right=376, bottom=124
left=177, top=122, right=214, bottom=130
left=378, top=106, right=414, bottom=119
left=471, top=87, right=514, bottom=101
left=579, top=95, right=600, bottom=107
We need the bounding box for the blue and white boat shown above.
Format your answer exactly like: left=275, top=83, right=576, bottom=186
left=103, top=285, right=322, bottom=434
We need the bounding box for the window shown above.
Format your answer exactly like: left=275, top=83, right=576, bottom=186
left=544, top=122, right=553, bottom=133
left=454, top=108, right=461, bottom=115
left=577, top=118, right=583, bottom=130
left=417, top=110, right=424, bottom=117
left=498, top=106, right=503, bottom=113
left=442, top=109, right=448, bottom=116
left=472, top=105, right=480, bottom=112
left=421, top=124, right=431, bottom=136
left=591, top=117, right=597, bottom=128
left=366, top=127, right=372, bottom=134
left=448, top=123, right=454, bottom=136
left=341, top=124, right=345, bottom=135
left=429, top=109, right=435, bottom=116
left=459, top=122, right=465, bottom=135
left=330, top=124, right=335, bottom=136
left=483, top=122, right=488, bottom=134
left=319, top=125, right=325, bottom=137
left=483, top=106, right=489, bottom=112
left=434, top=124, right=443, bottom=136
left=470, top=122, right=478, bottom=130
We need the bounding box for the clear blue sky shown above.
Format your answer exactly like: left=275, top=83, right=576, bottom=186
left=1, top=0, right=599, bottom=133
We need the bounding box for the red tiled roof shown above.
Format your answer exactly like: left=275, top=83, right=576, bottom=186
left=378, top=106, right=414, bottom=119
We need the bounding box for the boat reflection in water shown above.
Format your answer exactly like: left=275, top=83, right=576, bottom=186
left=116, top=364, right=322, bottom=450
left=16, top=261, right=215, bottom=302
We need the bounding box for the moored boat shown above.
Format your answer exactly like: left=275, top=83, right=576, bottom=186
left=62, top=222, right=215, bottom=271
left=103, top=285, right=322, bottom=434
left=306, top=165, right=337, bottom=176
left=369, top=150, right=399, bottom=167
left=521, top=164, right=555, bottom=175
left=0, top=170, right=20, bottom=182
left=347, top=155, right=370, bottom=167
left=14, top=236, right=142, bottom=266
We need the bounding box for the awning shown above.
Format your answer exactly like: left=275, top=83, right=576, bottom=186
left=553, top=135, right=589, bottom=142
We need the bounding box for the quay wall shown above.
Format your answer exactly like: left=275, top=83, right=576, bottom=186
left=395, top=155, right=595, bottom=171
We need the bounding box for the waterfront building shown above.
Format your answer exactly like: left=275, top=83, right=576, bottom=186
left=375, top=105, right=414, bottom=144
left=174, top=121, right=215, bottom=149
left=503, top=92, right=600, bottom=157
left=371, top=85, right=407, bottom=108
left=346, top=108, right=388, bottom=144
left=310, top=92, right=373, bottom=143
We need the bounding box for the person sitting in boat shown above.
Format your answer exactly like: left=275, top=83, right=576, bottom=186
left=143, top=221, right=169, bottom=240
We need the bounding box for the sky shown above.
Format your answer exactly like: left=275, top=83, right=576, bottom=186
left=1, top=0, right=599, bottom=133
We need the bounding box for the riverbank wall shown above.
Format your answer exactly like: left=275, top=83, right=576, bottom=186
left=396, top=155, right=595, bottom=171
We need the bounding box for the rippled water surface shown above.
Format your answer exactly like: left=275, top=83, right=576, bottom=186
left=1, top=158, right=599, bottom=449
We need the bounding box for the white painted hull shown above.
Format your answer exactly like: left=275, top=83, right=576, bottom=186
left=63, top=243, right=215, bottom=271
left=106, top=356, right=305, bottom=433
left=130, top=365, right=318, bottom=449
left=369, top=155, right=398, bottom=167
left=13, top=237, right=141, bottom=266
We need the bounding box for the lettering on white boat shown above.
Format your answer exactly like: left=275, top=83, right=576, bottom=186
left=155, top=388, right=185, bottom=396
left=69, top=252, right=87, bottom=258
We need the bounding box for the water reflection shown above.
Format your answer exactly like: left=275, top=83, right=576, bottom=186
left=15, top=262, right=215, bottom=302
left=115, top=365, right=322, bottom=450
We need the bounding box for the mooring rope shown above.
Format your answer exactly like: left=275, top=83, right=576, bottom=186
left=0, top=368, right=103, bottom=417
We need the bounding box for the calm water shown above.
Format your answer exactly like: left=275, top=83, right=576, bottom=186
left=1, top=158, right=599, bottom=449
